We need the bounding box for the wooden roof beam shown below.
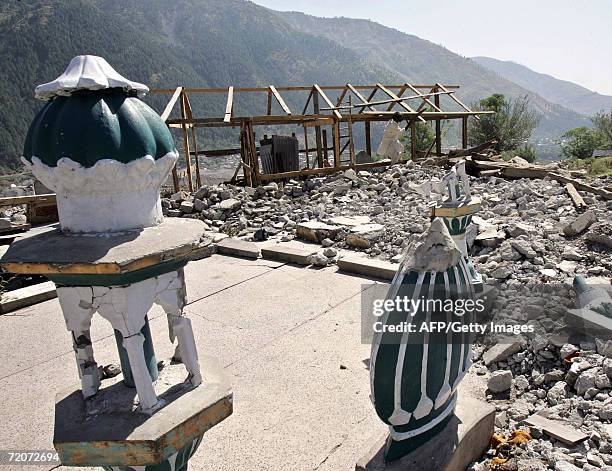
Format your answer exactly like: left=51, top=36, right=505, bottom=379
left=435, top=82, right=479, bottom=120
left=223, top=86, right=234, bottom=123
left=160, top=86, right=183, bottom=122
left=314, top=83, right=342, bottom=119
left=386, top=84, right=407, bottom=111
left=376, top=83, right=425, bottom=122
left=269, top=85, right=292, bottom=115
left=348, top=84, right=377, bottom=113
left=405, top=83, right=442, bottom=112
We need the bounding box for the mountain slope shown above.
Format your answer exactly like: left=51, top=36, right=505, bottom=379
left=472, top=56, right=612, bottom=117
left=0, top=0, right=395, bottom=170
left=276, top=12, right=588, bottom=140
left=0, top=0, right=589, bottom=170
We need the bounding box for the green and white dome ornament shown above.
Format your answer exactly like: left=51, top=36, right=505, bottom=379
left=22, top=55, right=178, bottom=233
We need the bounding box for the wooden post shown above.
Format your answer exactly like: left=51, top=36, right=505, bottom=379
left=411, top=120, right=417, bottom=160
left=322, top=129, right=329, bottom=164
left=312, top=88, right=324, bottom=168
left=304, top=127, right=310, bottom=169
left=239, top=123, right=252, bottom=187
left=180, top=93, right=194, bottom=192
left=267, top=89, right=272, bottom=115
left=347, top=96, right=355, bottom=166
left=191, top=127, right=202, bottom=189
left=365, top=121, right=372, bottom=157
left=183, top=92, right=202, bottom=189
left=248, top=122, right=259, bottom=186
left=333, top=121, right=341, bottom=169
left=462, top=116, right=468, bottom=149
left=434, top=89, right=442, bottom=156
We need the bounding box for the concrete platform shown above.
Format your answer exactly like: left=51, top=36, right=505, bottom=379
left=355, top=393, right=495, bottom=471
left=0, top=253, right=488, bottom=471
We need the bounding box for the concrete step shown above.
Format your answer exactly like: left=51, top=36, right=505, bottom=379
left=216, top=238, right=261, bottom=259
left=0, top=281, right=57, bottom=314
left=261, top=245, right=317, bottom=265
left=337, top=257, right=397, bottom=281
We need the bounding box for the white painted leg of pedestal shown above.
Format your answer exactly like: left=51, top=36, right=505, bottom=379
left=93, top=280, right=159, bottom=412
left=155, top=270, right=202, bottom=387
left=56, top=287, right=101, bottom=398
left=122, top=333, right=158, bottom=411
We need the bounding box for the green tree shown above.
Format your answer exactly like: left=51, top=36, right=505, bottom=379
left=559, top=127, right=605, bottom=159
left=592, top=110, right=612, bottom=147
left=468, top=94, right=540, bottom=152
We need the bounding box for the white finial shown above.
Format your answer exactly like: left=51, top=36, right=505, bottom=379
left=35, top=55, right=149, bottom=100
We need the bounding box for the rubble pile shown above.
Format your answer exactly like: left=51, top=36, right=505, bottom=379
left=162, top=161, right=612, bottom=279
left=470, top=338, right=612, bottom=471
left=164, top=161, right=612, bottom=470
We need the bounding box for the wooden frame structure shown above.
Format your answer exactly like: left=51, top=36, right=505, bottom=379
left=150, top=84, right=492, bottom=190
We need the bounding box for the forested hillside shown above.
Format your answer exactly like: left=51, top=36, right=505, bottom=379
left=0, top=0, right=588, bottom=171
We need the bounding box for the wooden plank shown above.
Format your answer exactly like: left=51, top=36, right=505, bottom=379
left=180, top=92, right=194, bottom=192
left=322, top=91, right=451, bottom=111
left=160, top=87, right=183, bottom=122
left=304, top=127, right=310, bottom=168
left=365, top=121, right=372, bottom=156
left=269, top=86, right=292, bottom=115
left=182, top=92, right=202, bottom=188
left=462, top=116, right=468, bottom=149
left=524, top=414, right=588, bottom=446
left=434, top=90, right=442, bottom=156
left=150, top=84, right=461, bottom=94
left=312, top=90, right=324, bottom=168
left=436, top=82, right=480, bottom=121
left=301, top=88, right=313, bottom=115
left=322, top=129, right=329, bottom=164
left=267, top=90, right=272, bottom=115
left=257, top=159, right=395, bottom=181
left=376, top=83, right=426, bottom=123
left=565, top=183, right=587, bottom=209
left=314, top=84, right=342, bottom=119
left=550, top=173, right=612, bottom=200
left=333, top=121, right=341, bottom=168
left=223, top=86, right=234, bottom=123
left=410, top=121, right=417, bottom=160
left=336, top=86, right=349, bottom=106
left=0, top=194, right=56, bottom=206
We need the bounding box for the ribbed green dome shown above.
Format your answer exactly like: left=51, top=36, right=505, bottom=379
left=23, top=90, right=176, bottom=168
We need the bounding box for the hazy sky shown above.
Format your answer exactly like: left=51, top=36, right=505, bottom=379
left=252, top=0, right=612, bottom=95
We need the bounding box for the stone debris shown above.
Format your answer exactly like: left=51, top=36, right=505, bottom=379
left=158, top=161, right=612, bottom=470
left=489, top=370, right=513, bottom=393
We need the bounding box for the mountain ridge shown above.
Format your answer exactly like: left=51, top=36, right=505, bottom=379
left=471, top=56, right=612, bottom=117
left=0, top=0, right=589, bottom=170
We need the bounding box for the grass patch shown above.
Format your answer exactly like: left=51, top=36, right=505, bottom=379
left=567, top=156, right=612, bottom=178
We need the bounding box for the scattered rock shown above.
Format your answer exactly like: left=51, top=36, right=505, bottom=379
left=488, top=370, right=513, bottom=393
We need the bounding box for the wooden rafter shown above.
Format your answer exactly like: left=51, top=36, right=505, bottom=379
left=160, top=87, right=183, bottom=122
left=376, top=83, right=425, bottom=123
left=386, top=85, right=407, bottom=111
left=347, top=83, right=377, bottom=113
left=224, top=86, right=234, bottom=123
left=405, top=83, right=442, bottom=112
left=435, top=82, right=479, bottom=120
left=269, top=85, right=292, bottom=115
left=314, top=84, right=342, bottom=119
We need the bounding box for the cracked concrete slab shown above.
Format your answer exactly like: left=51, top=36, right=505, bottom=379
left=0, top=254, right=401, bottom=471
